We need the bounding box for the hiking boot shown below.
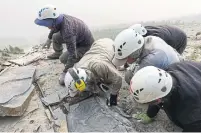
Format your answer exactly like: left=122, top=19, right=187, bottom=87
left=47, top=52, right=62, bottom=59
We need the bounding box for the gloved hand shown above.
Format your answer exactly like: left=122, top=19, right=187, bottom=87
left=110, top=94, right=117, bottom=106
left=59, top=72, right=66, bottom=86
left=132, top=112, right=153, bottom=124
left=42, top=39, right=52, bottom=49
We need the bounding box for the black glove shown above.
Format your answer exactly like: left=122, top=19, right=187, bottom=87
left=110, top=94, right=117, bottom=106
left=59, top=72, right=66, bottom=86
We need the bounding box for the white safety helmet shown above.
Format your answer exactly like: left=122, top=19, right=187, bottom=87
left=114, top=28, right=144, bottom=60
left=37, top=5, right=59, bottom=20
left=129, top=24, right=147, bottom=36
left=64, top=67, right=88, bottom=97
left=130, top=66, right=173, bottom=104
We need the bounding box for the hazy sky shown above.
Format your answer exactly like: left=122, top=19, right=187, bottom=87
left=1, top=0, right=201, bottom=40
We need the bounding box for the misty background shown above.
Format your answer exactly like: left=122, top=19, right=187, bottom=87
left=1, top=0, right=201, bottom=50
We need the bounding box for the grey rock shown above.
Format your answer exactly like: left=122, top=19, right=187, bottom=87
left=53, top=107, right=68, bottom=132
left=0, top=85, right=35, bottom=116
left=0, top=66, right=36, bottom=116
left=41, top=93, right=60, bottom=106
left=8, top=53, right=42, bottom=66
left=0, top=66, right=36, bottom=104
left=41, top=88, right=69, bottom=106
left=67, top=96, right=136, bottom=132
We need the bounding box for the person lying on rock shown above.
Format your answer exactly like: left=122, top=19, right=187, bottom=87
left=64, top=38, right=122, bottom=106
left=34, top=5, right=94, bottom=85
left=112, top=28, right=182, bottom=85
left=130, top=24, right=187, bottom=54
left=129, top=61, right=201, bottom=132
left=118, top=24, right=187, bottom=71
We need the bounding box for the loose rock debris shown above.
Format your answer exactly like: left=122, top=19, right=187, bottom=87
left=8, top=52, right=43, bottom=66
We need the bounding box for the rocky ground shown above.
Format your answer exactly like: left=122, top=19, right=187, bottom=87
left=0, top=22, right=201, bottom=132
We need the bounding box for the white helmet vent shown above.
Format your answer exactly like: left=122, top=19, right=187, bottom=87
left=158, top=69, right=163, bottom=83
left=117, top=42, right=126, bottom=56
left=161, top=86, right=167, bottom=92
left=68, top=79, right=74, bottom=91
left=129, top=24, right=147, bottom=36
left=138, top=40, right=142, bottom=44
left=165, top=72, right=168, bottom=77
left=133, top=88, right=144, bottom=101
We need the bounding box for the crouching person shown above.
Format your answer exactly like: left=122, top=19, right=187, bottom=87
left=112, top=28, right=181, bottom=85
left=129, top=61, right=201, bottom=132
left=129, top=24, right=187, bottom=54
left=64, top=38, right=122, bottom=106
left=34, top=5, right=94, bottom=85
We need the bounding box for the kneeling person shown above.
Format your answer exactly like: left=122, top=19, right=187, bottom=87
left=130, top=61, right=201, bottom=132
left=34, top=5, right=94, bottom=85
left=64, top=38, right=122, bottom=106
left=112, top=28, right=181, bottom=85
left=129, top=24, right=187, bottom=54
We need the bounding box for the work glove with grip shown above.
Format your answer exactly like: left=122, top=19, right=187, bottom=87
left=132, top=112, right=153, bottom=124
left=110, top=94, right=117, bottom=106
left=42, top=39, right=52, bottom=49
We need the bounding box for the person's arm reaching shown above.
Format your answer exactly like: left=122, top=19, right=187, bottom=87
left=88, top=61, right=122, bottom=105
left=88, top=61, right=122, bottom=95
left=48, top=29, right=55, bottom=40
left=63, top=36, right=78, bottom=73
left=146, top=104, right=162, bottom=118
left=125, top=50, right=168, bottom=85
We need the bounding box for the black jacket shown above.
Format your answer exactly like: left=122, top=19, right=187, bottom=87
left=48, top=14, right=94, bottom=71
left=147, top=61, right=201, bottom=131
left=144, top=25, right=187, bottom=54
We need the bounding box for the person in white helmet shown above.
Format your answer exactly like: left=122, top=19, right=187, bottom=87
left=112, top=28, right=181, bottom=85
left=118, top=24, right=186, bottom=71
left=129, top=61, right=201, bottom=132
left=64, top=38, right=122, bottom=106
left=34, top=5, right=94, bottom=85
left=129, top=24, right=187, bottom=54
